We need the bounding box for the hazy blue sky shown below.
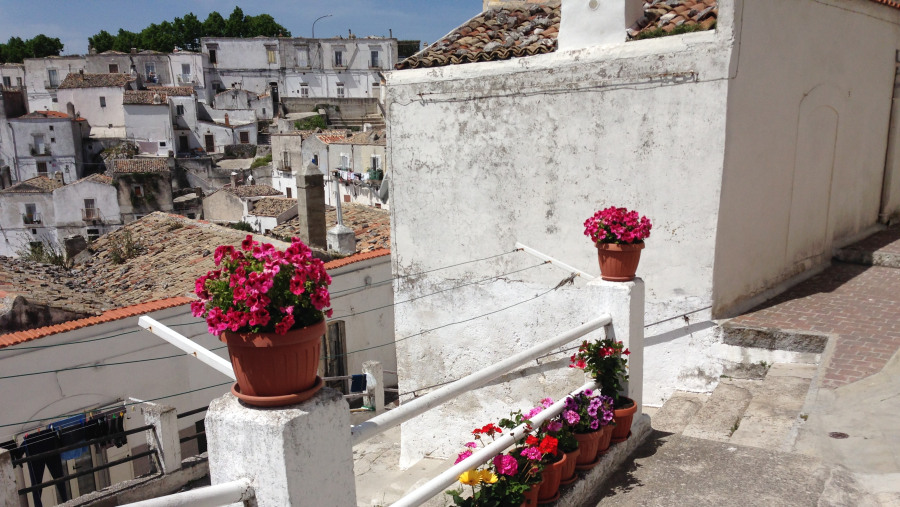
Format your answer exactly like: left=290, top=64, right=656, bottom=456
left=0, top=1, right=483, bottom=55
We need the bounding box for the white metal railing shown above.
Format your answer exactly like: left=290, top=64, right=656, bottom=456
left=350, top=314, right=611, bottom=446
left=394, top=381, right=598, bottom=507
left=123, top=477, right=254, bottom=506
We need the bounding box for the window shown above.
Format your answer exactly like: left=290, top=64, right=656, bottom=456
left=266, top=46, right=277, bottom=64
left=2, top=76, right=10, bottom=87
left=371, top=81, right=380, bottom=96
left=286, top=187, right=292, bottom=198
left=370, top=50, right=380, bottom=68
left=176, top=104, right=185, bottom=116
left=239, top=131, right=249, bottom=144
left=371, top=154, right=381, bottom=171
left=144, top=63, right=156, bottom=81
left=159, top=141, right=166, bottom=147
left=300, top=84, right=309, bottom=98
left=34, top=135, right=46, bottom=155
left=37, top=162, right=48, bottom=175
left=209, top=49, right=217, bottom=64
left=49, top=126, right=54, bottom=131
left=50, top=138, right=56, bottom=143
left=340, top=153, right=349, bottom=169
left=47, top=69, right=58, bottom=87
left=83, top=199, right=98, bottom=220
left=109, top=64, right=119, bottom=73
left=99, top=96, right=106, bottom=108
left=336, top=82, right=345, bottom=98
left=133, top=184, right=144, bottom=197
left=282, top=150, right=290, bottom=170
left=334, top=49, right=344, bottom=67
left=296, top=45, right=309, bottom=67
left=16, top=77, right=22, bottom=86
left=87, top=228, right=100, bottom=242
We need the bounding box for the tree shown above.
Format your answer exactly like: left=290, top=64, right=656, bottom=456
left=25, top=35, right=64, bottom=58
left=202, top=11, right=226, bottom=38
left=245, top=14, right=290, bottom=37
left=111, top=28, right=139, bottom=53
left=174, top=13, right=203, bottom=52
left=225, top=7, right=246, bottom=38
left=89, top=30, right=115, bottom=53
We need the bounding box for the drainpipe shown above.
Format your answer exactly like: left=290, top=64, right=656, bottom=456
left=7, top=122, right=19, bottom=183
left=880, top=52, right=900, bottom=223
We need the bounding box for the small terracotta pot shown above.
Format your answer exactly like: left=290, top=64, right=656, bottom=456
left=520, top=481, right=542, bottom=507
left=597, top=423, right=614, bottom=454
left=559, top=448, right=580, bottom=485
left=611, top=397, right=637, bottom=443
left=573, top=430, right=602, bottom=466
left=596, top=243, right=644, bottom=281
left=220, top=320, right=326, bottom=405
left=537, top=453, right=566, bottom=502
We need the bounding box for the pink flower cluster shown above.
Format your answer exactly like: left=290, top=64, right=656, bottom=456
left=584, top=206, right=652, bottom=245
left=192, top=235, right=332, bottom=335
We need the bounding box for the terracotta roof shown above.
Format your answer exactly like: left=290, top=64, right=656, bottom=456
left=331, top=130, right=386, bottom=146
left=317, top=134, right=350, bottom=144
left=123, top=90, right=170, bottom=105
left=0, top=297, right=191, bottom=349
left=396, top=0, right=719, bottom=70
left=0, top=256, right=113, bottom=317
left=324, top=249, right=391, bottom=270
left=146, top=85, right=195, bottom=96
left=18, top=110, right=87, bottom=121
left=113, top=158, right=170, bottom=173
left=271, top=203, right=391, bottom=253
left=58, top=72, right=136, bottom=89
left=250, top=197, right=297, bottom=217
left=222, top=184, right=283, bottom=198
left=72, top=173, right=114, bottom=186
left=0, top=176, right=64, bottom=194
left=871, top=0, right=900, bottom=8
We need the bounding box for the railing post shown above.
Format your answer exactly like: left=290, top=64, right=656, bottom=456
left=141, top=402, right=182, bottom=474
left=362, top=360, right=385, bottom=414
left=205, top=388, right=356, bottom=506
left=588, top=277, right=645, bottom=421
left=0, top=448, right=22, bottom=507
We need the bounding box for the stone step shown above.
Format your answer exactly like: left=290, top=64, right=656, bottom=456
left=728, top=363, right=816, bottom=452
left=681, top=381, right=752, bottom=442
left=650, top=391, right=708, bottom=434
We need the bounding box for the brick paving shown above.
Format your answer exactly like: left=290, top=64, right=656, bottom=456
left=728, top=227, right=900, bottom=389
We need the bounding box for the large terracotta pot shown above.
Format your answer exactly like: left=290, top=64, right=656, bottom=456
left=220, top=319, right=326, bottom=407
left=559, top=448, right=580, bottom=485
left=520, top=482, right=542, bottom=507
left=573, top=430, right=602, bottom=467
left=611, top=397, right=637, bottom=443
left=537, top=453, right=566, bottom=503
left=597, top=423, right=614, bottom=454
left=596, top=243, right=644, bottom=281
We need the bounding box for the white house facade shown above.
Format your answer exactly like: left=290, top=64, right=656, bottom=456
left=5, top=111, right=89, bottom=184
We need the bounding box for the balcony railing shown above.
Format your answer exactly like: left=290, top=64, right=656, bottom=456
left=177, top=74, right=196, bottom=85
left=44, top=80, right=59, bottom=89
left=30, top=145, right=51, bottom=156
left=82, top=208, right=101, bottom=221
left=22, top=212, right=42, bottom=225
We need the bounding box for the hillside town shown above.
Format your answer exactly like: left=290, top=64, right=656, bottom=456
left=1, top=0, right=900, bottom=506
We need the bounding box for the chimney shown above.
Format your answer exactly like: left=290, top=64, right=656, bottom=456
left=131, top=47, right=137, bottom=54
left=296, top=161, right=327, bottom=250
left=558, top=0, right=643, bottom=51
left=66, top=102, right=75, bottom=118
left=54, top=171, right=64, bottom=184
left=224, top=113, right=230, bottom=127
left=230, top=171, right=241, bottom=187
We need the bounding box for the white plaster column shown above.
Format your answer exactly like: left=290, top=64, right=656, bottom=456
left=205, top=388, right=356, bottom=507
left=559, top=0, right=643, bottom=51
left=362, top=360, right=385, bottom=414
left=587, top=277, right=645, bottom=422
left=141, top=402, right=182, bottom=474
left=0, top=448, right=22, bottom=507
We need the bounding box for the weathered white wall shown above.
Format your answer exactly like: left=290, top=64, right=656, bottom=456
left=53, top=179, right=121, bottom=230
left=57, top=87, right=125, bottom=129
left=712, top=0, right=900, bottom=315
left=125, top=104, right=175, bottom=156
left=0, top=191, right=55, bottom=257
left=8, top=117, right=83, bottom=183
left=23, top=56, right=86, bottom=111
left=202, top=190, right=243, bottom=224
left=387, top=4, right=737, bottom=463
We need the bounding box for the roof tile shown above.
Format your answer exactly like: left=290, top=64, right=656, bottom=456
left=0, top=176, right=64, bottom=194
left=113, top=158, right=171, bottom=173
left=58, top=72, right=136, bottom=89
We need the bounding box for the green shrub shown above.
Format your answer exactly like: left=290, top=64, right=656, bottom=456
left=294, top=115, right=327, bottom=131
left=229, top=221, right=255, bottom=232
left=250, top=153, right=272, bottom=169
left=633, top=21, right=714, bottom=41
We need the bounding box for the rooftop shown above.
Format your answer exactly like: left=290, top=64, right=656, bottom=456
left=331, top=130, right=386, bottom=146
left=58, top=72, right=136, bottom=89
left=249, top=197, right=297, bottom=217
left=271, top=203, right=390, bottom=253
left=146, top=85, right=196, bottom=96
left=113, top=158, right=171, bottom=174
left=395, top=0, right=720, bottom=70
left=17, top=110, right=86, bottom=121
left=0, top=176, right=64, bottom=194
left=71, top=173, right=114, bottom=186
left=220, top=184, right=283, bottom=198
left=123, top=90, right=170, bottom=105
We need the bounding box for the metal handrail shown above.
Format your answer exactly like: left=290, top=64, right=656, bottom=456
left=13, top=424, right=153, bottom=466
left=176, top=406, right=208, bottom=419
left=123, top=477, right=254, bottom=506
left=350, top=314, right=611, bottom=446
left=393, top=381, right=597, bottom=507
left=18, top=449, right=159, bottom=495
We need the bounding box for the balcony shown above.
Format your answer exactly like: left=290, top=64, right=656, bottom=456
left=177, top=74, right=196, bottom=85
left=82, top=208, right=101, bottom=222
left=22, top=212, right=42, bottom=225
left=44, top=80, right=59, bottom=89
left=30, top=144, right=51, bottom=156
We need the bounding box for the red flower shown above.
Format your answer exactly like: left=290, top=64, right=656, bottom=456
left=538, top=435, right=558, bottom=455
left=525, top=435, right=539, bottom=446
left=624, top=348, right=631, bottom=355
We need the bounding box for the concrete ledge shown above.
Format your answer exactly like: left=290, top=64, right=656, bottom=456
left=556, top=414, right=652, bottom=507
left=834, top=248, right=900, bottom=268
left=720, top=323, right=829, bottom=353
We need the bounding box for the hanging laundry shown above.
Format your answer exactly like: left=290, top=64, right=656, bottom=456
left=50, top=414, right=88, bottom=460
left=0, top=439, right=25, bottom=467
left=23, top=429, right=68, bottom=507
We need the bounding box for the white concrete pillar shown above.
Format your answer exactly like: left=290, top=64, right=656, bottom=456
left=0, top=448, right=21, bottom=507
left=205, top=388, right=356, bottom=507
left=141, top=402, right=182, bottom=474
left=559, top=0, right=643, bottom=51
left=587, top=277, right=645, bottom=422
left=362, top=360, right=385, bottom=415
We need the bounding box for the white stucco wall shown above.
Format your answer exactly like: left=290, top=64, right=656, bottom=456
left=712, top=0, right=900, bottom=315
left=125, top=104, right=175, bottom=156
left=53, top=179, right=121, bottom=231
left=386, top=5, right=737, bottom=462
left=24, top=57, right=87, bottom=112
left=56, top=87, right=125, bottom=129
left=8, top=117, right=83, bottom=183
left=0, top=192, right=55, bottom=257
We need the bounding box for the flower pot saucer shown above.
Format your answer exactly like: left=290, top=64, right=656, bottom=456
left=538, top=491, right=560, bottom=504
left=574, top=454, right=602, bottom=471
left=610, top=431, right=632, bottom=444
left=232, top=376, right=324, bottom=407
left=559, top=473, right=579, bottom=486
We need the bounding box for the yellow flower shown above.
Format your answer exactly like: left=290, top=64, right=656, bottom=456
left=459, top=470, right=481, bottom=486
left=480, top=470, right=498, bottom=484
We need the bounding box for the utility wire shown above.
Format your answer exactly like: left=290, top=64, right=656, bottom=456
left=330, top=248, right=522, bottom=297
left=330, top=261, right=549, bottom=320
left=0, top=321, right=207, bottom=352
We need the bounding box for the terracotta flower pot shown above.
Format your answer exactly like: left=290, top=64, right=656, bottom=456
left=611, top=397, right=637, bottom=443
left=537, top=453, right=566, bottom=503
left=597, top=423, right=614, bottom=454
left=596, top=243, right=644, bottom=281
left=520, top=481, right=542, bottom=507
left=573, top=430, right=601, bottom=467
left=220, top=319, right=326, bottom=407
left=559, top=448, right=580, bottom=485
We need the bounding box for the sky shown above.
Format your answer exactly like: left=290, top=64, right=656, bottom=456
left=0, top=1, right=483, bottom=55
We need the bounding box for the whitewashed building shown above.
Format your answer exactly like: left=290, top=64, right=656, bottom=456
left=56, top=72, right=138, bottom=138
left=4, top=110, right=90, bottom=184
left=0, top=63, right=25, bottom=89
left=123, top=88, right=197, bottom=156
